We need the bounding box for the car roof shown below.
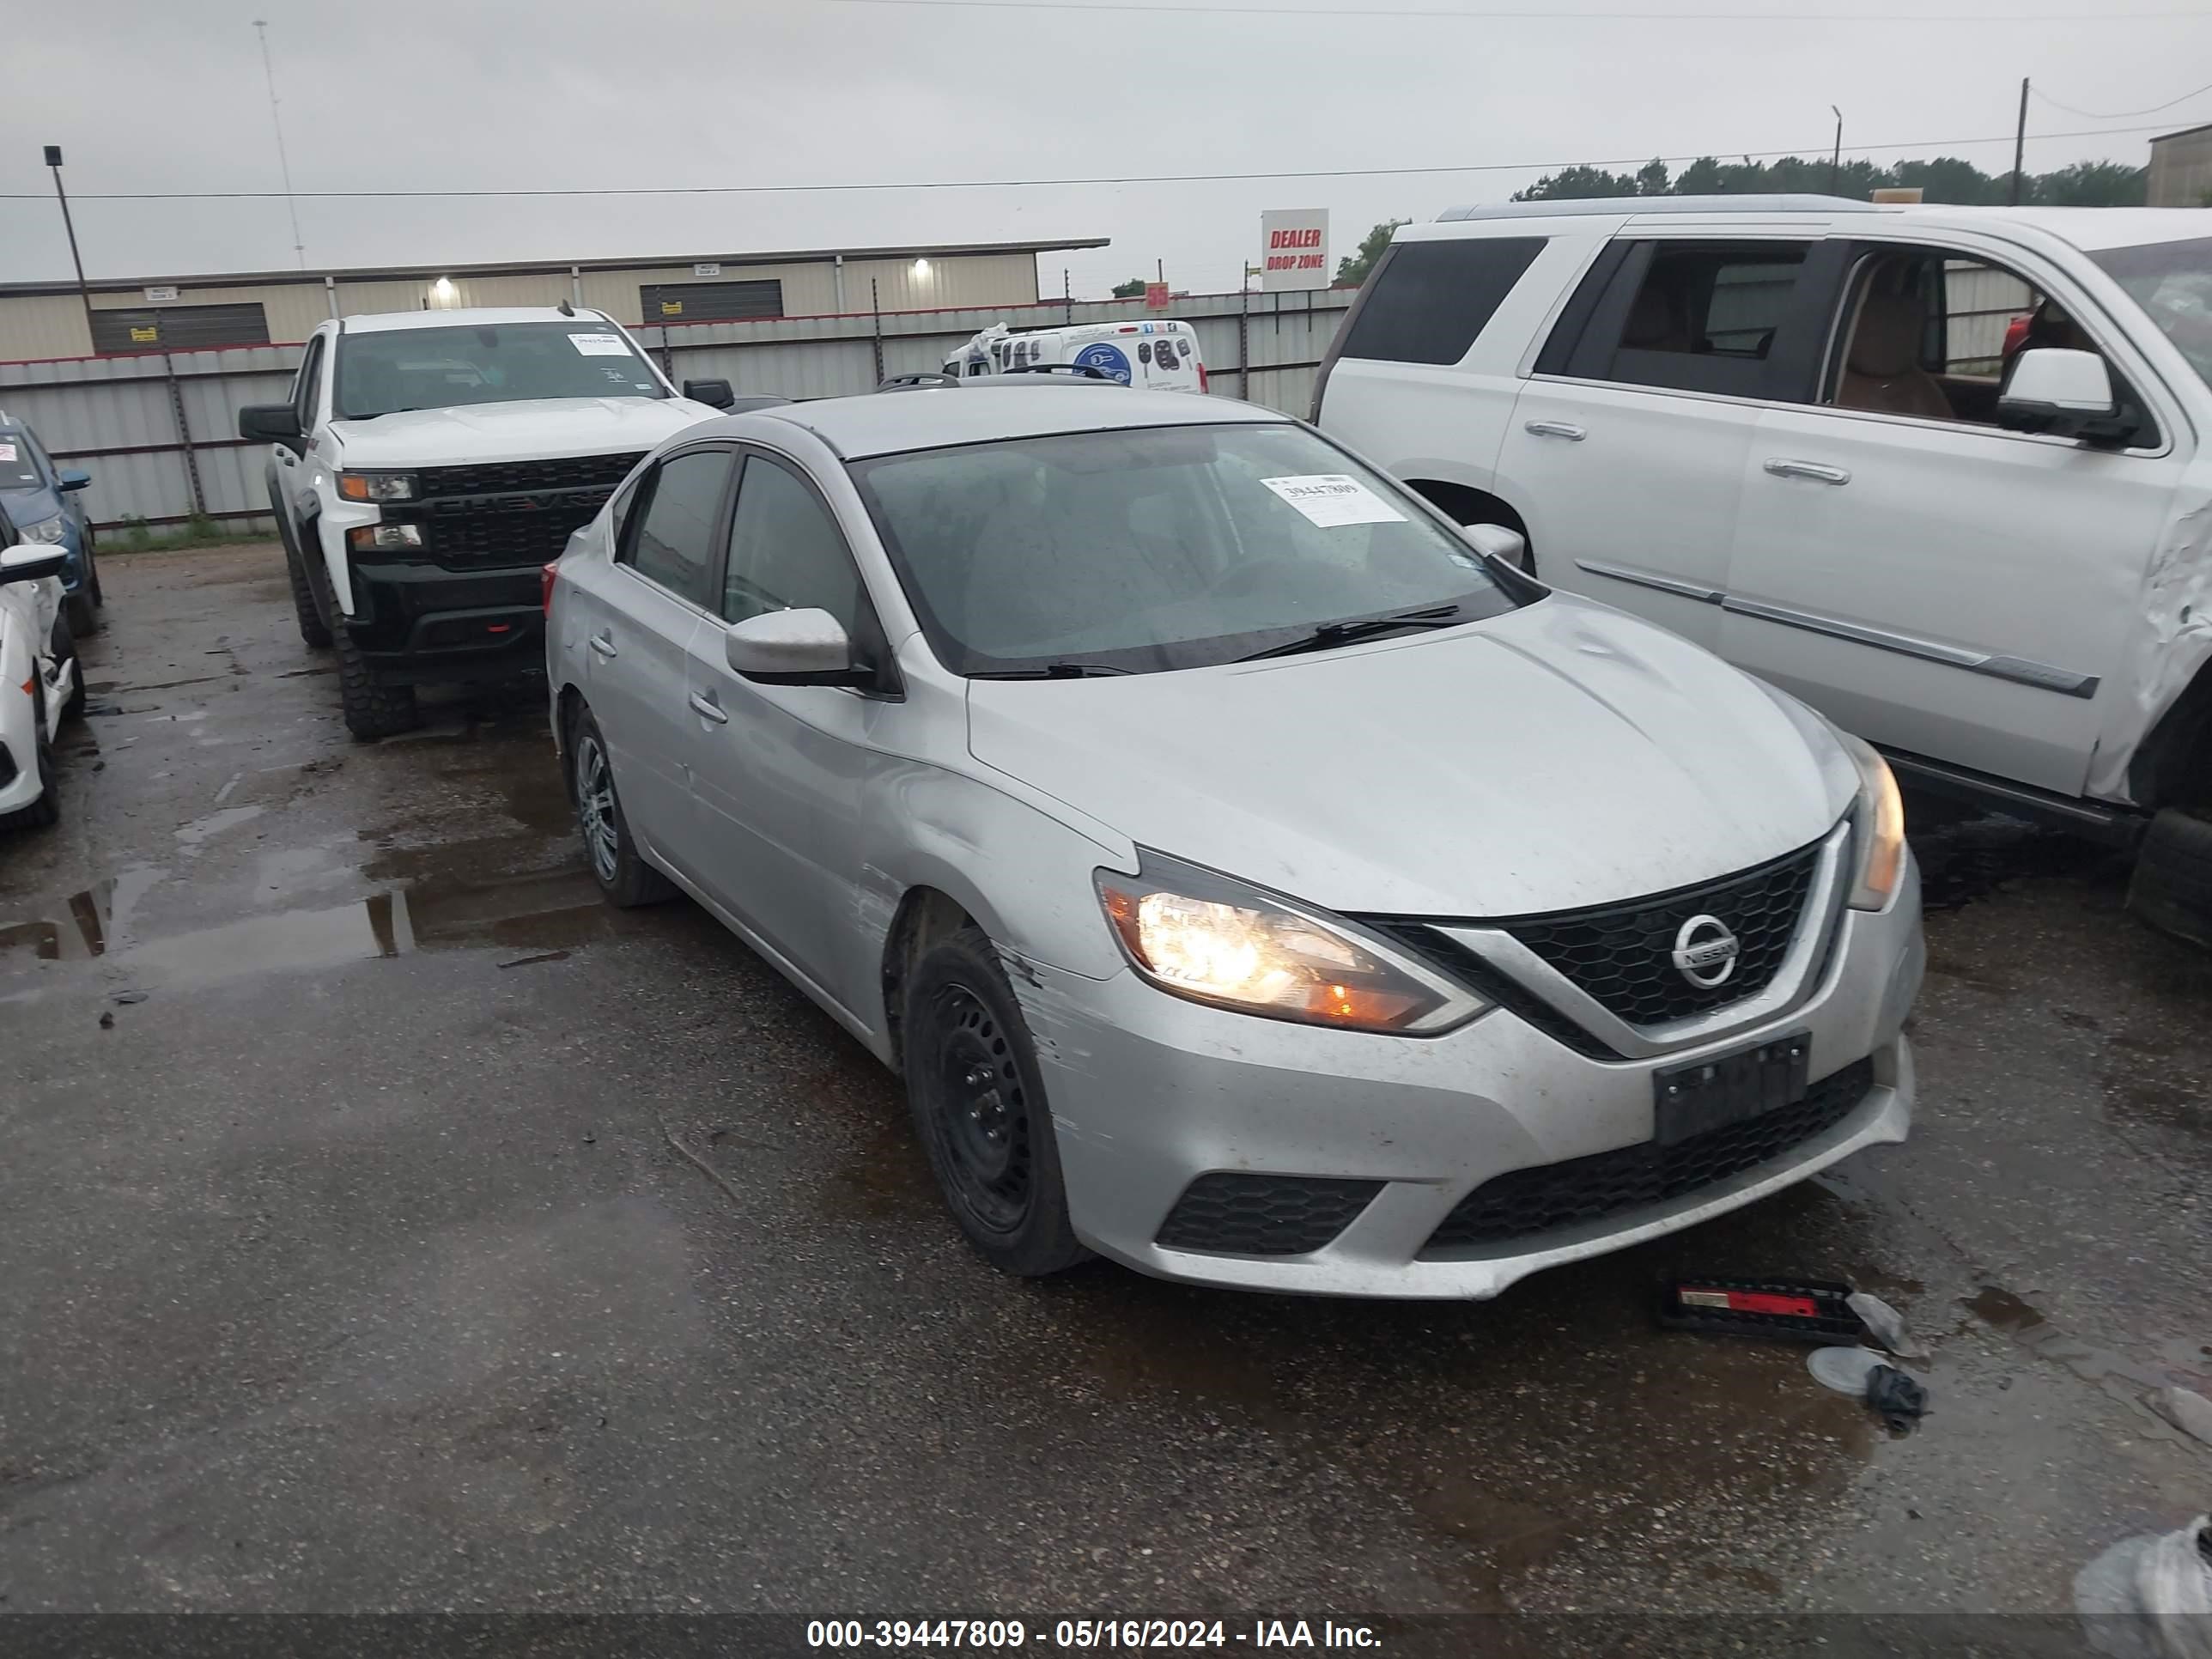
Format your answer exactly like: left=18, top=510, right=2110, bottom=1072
left=720, top=386, right=1288, bottom=460
left=1427, top=198, right=2212, bottom=253
left=337, top=307, right=617, bottom=333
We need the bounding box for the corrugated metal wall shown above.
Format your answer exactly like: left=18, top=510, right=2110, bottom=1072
left=0, top=290, right=1349, bottom=537
left=2148, top=127, right=2212, bottom=208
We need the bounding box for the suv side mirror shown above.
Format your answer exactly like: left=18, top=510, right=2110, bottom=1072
left=0, top=544, right=70, bottom=586
left=1460, top=522, right=1528, bottom=570
left=683, top=379, right=737, bottom=410
left=1998, top=348, right=2127, bottom=442
left=239, top=404, right=304, bottom=447
left=723, top=608, right=867, bottom=686
left=58, top=469, right=90, bottom=492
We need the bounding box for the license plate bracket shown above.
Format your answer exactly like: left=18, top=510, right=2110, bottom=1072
left=1653, top=1033, right=1811, bottom=1146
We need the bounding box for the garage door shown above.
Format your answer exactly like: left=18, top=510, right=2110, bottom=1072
left=92, top=303, right=272, bottom=354
left=640, top=280, right=784, bottom=323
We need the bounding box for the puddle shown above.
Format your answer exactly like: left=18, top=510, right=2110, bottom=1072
left=175, top=805, right=265, bottom=853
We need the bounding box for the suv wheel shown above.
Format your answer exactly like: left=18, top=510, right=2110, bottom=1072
left=568, top=706, right=675, bottom=907
left=903, top=924, right=1089, bottom=1278
left=331, top=625, right=419, bottom=741
left=2129, top=807, right=2212, bottom=951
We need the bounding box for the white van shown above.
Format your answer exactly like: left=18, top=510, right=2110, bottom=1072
left=944, top=320, right=1207, bottom=392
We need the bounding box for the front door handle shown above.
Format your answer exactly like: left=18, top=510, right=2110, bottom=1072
left=1764, top=458, right=1851, bottom=485
left=588, top=634, right=617, bottom=659
left=1524, top=420, right=1587, bottom=441
left=688, top=691, right=729, bottom=726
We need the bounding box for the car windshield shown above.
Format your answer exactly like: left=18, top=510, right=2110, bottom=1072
left=850, top=422, right=1522, bottom=677
left=0, top=432, right=42, bottom=489
left=2089, top=237, right=2212, bottom=393
left=332, top=322, right=667, bottom=419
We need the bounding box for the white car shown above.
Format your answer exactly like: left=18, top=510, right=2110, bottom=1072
left=944, top=319, right=1206, bottom=392
left=0, top=514, right=81, bottom=831
left=1315, top=198, right=2212, bottom=944
left=237, top=307, right=734, bottom=739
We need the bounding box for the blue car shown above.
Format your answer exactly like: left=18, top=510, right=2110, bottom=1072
left=0, top=416, right=100, bottom=636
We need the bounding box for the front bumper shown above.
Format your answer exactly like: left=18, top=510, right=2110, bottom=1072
left=1015, top=859, right=1923, bottom=1299
left=343, top=560, right=545, bottom=684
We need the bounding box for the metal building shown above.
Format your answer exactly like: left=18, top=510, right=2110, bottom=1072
left=0, top=238, right=1109, bottom=362
left=2147, top=122, right=2212, bottom=208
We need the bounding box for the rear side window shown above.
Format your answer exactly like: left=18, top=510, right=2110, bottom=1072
left=1335, top=237, right=1547, bottom=364
left=621, top=447, right=731, bottom=607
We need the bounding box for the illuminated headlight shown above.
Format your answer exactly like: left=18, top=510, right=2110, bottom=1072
left=346, top=523, right=424, bottom=551
left=1841, top=732, right=1906, bottom=911
left=1096, top=853, right=1487, bottom=1035
left=18, top=514, right=67, bottom=544
left=337, top=471, right=416, bottom=502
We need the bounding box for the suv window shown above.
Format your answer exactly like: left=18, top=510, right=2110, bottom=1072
left=1589, top=241, right=1812, bottom=396
left=722, top=455, right=860, bottom=631
left=622, top=448, right=731, bottom=606
left=1336, top=237, right=1547, bottom=365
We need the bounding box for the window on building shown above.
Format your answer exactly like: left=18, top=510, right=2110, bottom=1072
left=91, top=302, right=271, bottom=354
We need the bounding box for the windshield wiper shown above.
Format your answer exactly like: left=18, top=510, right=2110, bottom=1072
left=340, top=408, right=424, bottom=420
left=968, top=663, right=1132, bottom=680
left=1236, top=603, right=1467, bottom=662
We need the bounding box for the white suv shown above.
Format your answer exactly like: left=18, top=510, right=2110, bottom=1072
left=1315, top=197, right=2212, bottom=944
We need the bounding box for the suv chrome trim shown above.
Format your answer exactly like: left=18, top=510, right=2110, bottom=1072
left=1437, top=195, right=1878, bottom=222
left=1722, top=596, right=2100, bottom=698
left=1432, top=819, right=1854, bottom=1060
left=1574, top=560, right=1723, bottom=605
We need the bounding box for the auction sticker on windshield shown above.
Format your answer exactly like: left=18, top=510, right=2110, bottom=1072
left=568, top=332, right=632, bottom=356
left=1261, top=474, right=1407, bottom=528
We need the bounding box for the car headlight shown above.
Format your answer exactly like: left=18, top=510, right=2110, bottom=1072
left=1096, top=852, right=1487, bottom=1034
left=18, top=514, right=67, bottom=544
left=1841, top=732, right=1906, bottom=911
left=336, top=471, right=417, bottom=502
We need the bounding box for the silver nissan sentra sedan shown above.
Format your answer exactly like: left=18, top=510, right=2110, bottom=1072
left=545, top=383, right=1923, bottom=1298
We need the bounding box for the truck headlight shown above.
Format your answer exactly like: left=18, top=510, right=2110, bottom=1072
left=1097, top=852, right=1486, bottom=1035
left=337, top=471, right=417, bottom=502
left=18, top=514, right=67, bottom=544
left=1842, top=732, right=1906, bottom=912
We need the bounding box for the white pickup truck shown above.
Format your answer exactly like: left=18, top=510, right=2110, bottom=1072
left=240, top=307, right=734, bottom=738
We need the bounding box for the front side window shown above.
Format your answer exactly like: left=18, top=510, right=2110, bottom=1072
left=722, top=455, right=860, bottom=631
left=332, top=322, right=666, bottom=420
left=853, top=422, right=1521, bottom=677
left=2091, top=236, right=2212, bottom=395
left=622, top=448, right=731, bottom=607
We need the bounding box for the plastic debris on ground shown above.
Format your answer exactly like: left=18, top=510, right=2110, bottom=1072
left=1657, top=1276, right=1865, bottom=1342
left=2148, top=1387, right=2212, bottom=1449
left=1846, top=1290, right=1929, bottom=1359
left=1865, top=1363, right=1929, bottom=1433
left=2075, top=1514, right=2212, bottom=1659
left=1808, top=1346, right=1887, bottom=1395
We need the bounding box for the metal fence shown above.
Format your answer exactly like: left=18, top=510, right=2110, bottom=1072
left=0, top=289, right=1351, bottom=538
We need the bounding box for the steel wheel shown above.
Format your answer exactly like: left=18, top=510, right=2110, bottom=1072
left=574, top=730, right=621, bottom=885
left=923, top=982, right=1034, bottom=1237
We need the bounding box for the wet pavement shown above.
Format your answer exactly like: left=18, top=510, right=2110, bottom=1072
left=1, top=544, right=2207, bottom=1619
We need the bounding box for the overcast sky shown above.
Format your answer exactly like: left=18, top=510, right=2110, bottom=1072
left=5, top=0, right=2209, bottom=302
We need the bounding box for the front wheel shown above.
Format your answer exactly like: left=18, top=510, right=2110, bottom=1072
left=332, top=625, right=419, bottom=741
left=277, top=505, right=332, bottom=649
left=2129, top=807, right=2212, bottom=951
left=903, top=924, right=1089, bottom=1277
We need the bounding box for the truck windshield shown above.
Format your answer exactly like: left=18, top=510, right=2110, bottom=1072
left=2089, top=237, right=2212, bottom=394
left=851, top=421, right=1520, bottom=677
left=332, top=323, right=667, bottom=419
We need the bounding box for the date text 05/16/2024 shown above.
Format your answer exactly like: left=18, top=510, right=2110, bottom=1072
left=805, top=1620, right=1383, bottom=1650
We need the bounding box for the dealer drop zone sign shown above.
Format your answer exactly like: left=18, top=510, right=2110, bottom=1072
left=1261, top=209, right=1330, bottom=293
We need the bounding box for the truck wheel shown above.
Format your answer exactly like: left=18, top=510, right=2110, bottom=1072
left=276, top=505, right=332, bottom=649
left=0, top=688, right=59, bottom=832
left=903, top=923, right=1090, bottom=1278
left=332, top=626, right=419, bottom=741
left=2128, top=807, right=2212, bottom=951
left=568, top=706, right=676, bottom=907
left=52, top=611, right=86, bottom=720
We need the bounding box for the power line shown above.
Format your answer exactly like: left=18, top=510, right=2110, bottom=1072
left=0, top=121, right=2178, bottom=204
left=2030, top=76, right=2212, bottom=120
left=815, top=0, right=2211, bottom=17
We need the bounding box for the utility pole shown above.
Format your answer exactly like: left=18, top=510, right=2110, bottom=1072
left=44, top=147, right=97, bottom=352
left=2011, top=77, right=2030, bottom=205
left=1829, top=106, right=1844, bottom=196
left=254, top=21, right=308, bottom=269
left=1062, top=268, right=1072, bottom=324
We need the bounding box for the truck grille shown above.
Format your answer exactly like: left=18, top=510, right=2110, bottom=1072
left=389, top=452, right=648, bottom=568
left=419, top=501, right=599, bottom=565
left=1422, top=1057, right=1875, bottom=1252
left=414, top=452, right=646, bottom=498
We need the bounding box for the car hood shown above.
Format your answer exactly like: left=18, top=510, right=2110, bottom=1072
left=966, top=594, right=1860, bottom=918
left=327, top=397, right=719, bottom=468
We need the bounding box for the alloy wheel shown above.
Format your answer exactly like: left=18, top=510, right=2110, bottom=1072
left=574, top=732, right=620, bottom=885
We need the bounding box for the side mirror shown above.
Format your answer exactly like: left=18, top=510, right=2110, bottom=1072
left=1460, top=522, right=1528, bottom=570
left=239, top=404, right=304, bottom=447
left=1998, top=348, right=2124, bottom=441
left=683, top=379, right=737, bottom=410
left=57, top=470, right=90, bottom=492
left=0, top=544, right=70, bottom=586
left=723, top=607, right=865, bottom=686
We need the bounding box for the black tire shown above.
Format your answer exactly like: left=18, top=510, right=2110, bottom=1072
left=0, top=686, right=59, bottom=832
left=331, top=624, right=419, bottom=741
left=2129, top=807, right=2212, bottom=951
left=276, top=505, right=332, bottom=649
left=903, top=924, right=1089, bottom=1278
left=567, top=705, right=676, bottom=907
left=66, top=586, right=100, bottom=639
left=87, top=534, right=103, bottom=609
left=52, top=611, right=85, bottom=721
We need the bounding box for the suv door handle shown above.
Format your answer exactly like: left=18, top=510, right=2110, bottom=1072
left=1764, top=458, right=1851, bottom=485
left=588, top=634, right=617, bottom=659
left=1524, top=420, right=1587, bottom=441
left=688, top=691, right=730, bottom=726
